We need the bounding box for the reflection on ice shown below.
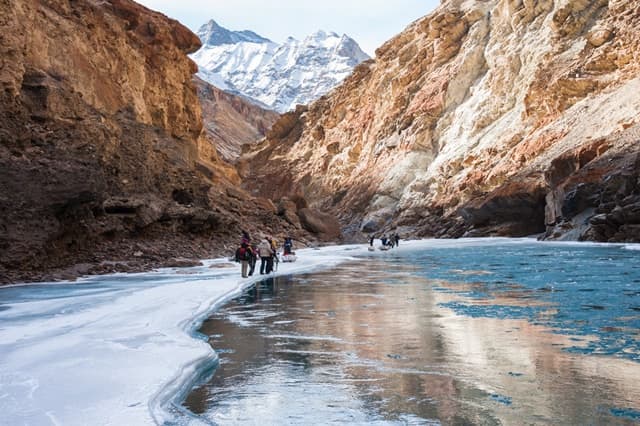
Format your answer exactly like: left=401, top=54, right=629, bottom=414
left=184, top=239, right=640, bottom=425
left=1, top=238, right=639, bottom=425
left=0, top=245, right=356, bottom=425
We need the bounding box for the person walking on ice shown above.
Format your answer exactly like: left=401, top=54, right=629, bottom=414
left=258, top=237, right=274, bottom=274
left=235, top=242, right=254, bottom=278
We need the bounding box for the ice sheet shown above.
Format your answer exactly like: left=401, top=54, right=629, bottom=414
left=1, top=238, right=638, bottom=425
left=0, top=245, right=360, bottom=425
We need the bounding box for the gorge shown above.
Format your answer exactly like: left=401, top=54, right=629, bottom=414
left=2, top=0, right=640, bottom=284
left=0, top=0, right=328, bottom=283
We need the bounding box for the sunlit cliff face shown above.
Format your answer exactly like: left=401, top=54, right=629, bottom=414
left=0, top=0, right=307, bottom=281
left=243, top=0, right=640, bottom=241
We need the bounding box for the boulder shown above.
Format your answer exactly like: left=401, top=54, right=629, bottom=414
left=297, top=208, right=341, bottom=240
left=277, top=198, right=301, bottom=228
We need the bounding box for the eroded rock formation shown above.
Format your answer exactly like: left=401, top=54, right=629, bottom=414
left=195, top=76, right=279, bottom=162
left=0, top=0, right=314, bottom=283
left=244, top=0, right=640, bottom=242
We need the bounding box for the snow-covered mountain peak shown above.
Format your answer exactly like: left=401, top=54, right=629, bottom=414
left=196, top=19, right=271, bottom=47
left=335, top=34, right=370, bottom=63
left=302, top=30, right=345, bottom=49
left=307, top=29, right=338, bottom=40
left=191, top=20, right=370, bottom=113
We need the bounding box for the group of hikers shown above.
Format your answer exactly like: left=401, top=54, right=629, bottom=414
left=234, top=231, right=401, bottom=277
left=234, top=231, right=294, bottom=278
left=370, top=233, right=400, bottom=249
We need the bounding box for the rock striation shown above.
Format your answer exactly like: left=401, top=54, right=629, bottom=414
left=243, top=0, right=640, bottom=242
left=195, top=76, right=279, bottom=162
left=0, top=0, right=322, bottom=283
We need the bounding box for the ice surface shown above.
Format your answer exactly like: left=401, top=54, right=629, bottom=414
left=2, top=238, right=638, bottom=425
left=183, top=238, right=640, bottom=425
left=0, top=246, right=359, bottom=425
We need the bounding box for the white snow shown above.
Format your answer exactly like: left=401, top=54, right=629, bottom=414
left=190, top=21, right=370, bottom=113
left=0, top=245, right=360, bottom=425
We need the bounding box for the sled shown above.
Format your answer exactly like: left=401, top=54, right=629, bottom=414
left=368, top=246, right=375, bottom=251
left=379, top=246, right=390, bottom=251
left=282, top=254, right=297, bottom=262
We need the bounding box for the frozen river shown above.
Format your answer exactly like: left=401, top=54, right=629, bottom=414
left=183, top=240, right=640, bottom=425
left=1, top=239, right=639, bottom=424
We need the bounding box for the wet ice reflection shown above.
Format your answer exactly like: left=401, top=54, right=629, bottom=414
left=184, top=243, right=640, bottom=425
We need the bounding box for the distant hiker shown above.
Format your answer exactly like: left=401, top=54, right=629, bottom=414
left=272, top=248, right=280, bottom=271
left=282, top=237, right=298, bottom=262
left=284, top=237, right=293, bottom=255
left=248, top=243, right=258, bottom=276
left=235, top=242, right=253, bottom=278
left=380, top=236, right=388, bottom=246
left=394, top=233, right=400, bottom=247
left=369, top=235, right=374, bottom=247
left=241, top=230, right=251, bottom=245
left=270, top=238, right=279, bottom=272
left=258, top=237, right=274, bottom=274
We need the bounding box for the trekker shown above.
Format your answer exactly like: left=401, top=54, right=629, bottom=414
left=369, top=235, right=374, bottom=247
left=258, top=237, right=274, bottom=274
left=394, top=233, right=400, bottom=247
left=269, top=237, right=278, bottom=273
left=248, top=243, right=258, bottom=276
left=284, top=237, right=293, bottom=255
left=235, top=242, right=253, bottom=278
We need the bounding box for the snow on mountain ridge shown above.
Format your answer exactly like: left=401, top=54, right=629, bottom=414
left=191, top=20, right=370, bottom=113
left=196, top=19, right=272, bottom=46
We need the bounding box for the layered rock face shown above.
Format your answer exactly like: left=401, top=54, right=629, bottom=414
left=194, top=76, right=279, bottom=162
left=244, top=0, right=640, bottom=242
left=0, top=0, right=309, bottom=282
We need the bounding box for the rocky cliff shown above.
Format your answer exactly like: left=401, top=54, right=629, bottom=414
left=0, top=0, right=315, bottom=283
left=195, top=76, right=279, bottom=162
left=244, top=0, right=640, bottom=242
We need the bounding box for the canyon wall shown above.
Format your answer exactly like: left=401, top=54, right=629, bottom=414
left=195, top=76, right=279, bottom=162
left=244, top=0, right=640, bottom=242
left=0, top=0, right=304, bottom=282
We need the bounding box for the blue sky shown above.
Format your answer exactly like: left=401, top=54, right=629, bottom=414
left=136, top=0, right=440, bottom=56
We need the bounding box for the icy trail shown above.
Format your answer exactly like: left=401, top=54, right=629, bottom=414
left=1, top=238, right=638, bottom=425
left=0, top=245, right=359, bottom=425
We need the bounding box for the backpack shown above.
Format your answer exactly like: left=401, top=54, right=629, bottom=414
left=236, top=246, right=252, bottom=261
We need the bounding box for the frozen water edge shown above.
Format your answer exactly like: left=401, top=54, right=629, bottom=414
left=149, top=245, right=363, bottom=425
left=0, top=244, right=364, bottom=425
left=1, top=238, right=639, bottom=425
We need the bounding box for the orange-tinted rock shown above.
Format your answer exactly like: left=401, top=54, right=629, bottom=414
left=0, top=0, right=318, bottom=283
left=297, top=208, right=342, bottom=240
left=243, top=0, right=640, bottom=242
left=195, top=77, right=278, bottom=162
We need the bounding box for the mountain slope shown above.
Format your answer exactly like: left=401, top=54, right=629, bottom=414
left=243, top=0, right=640, bottom=242
left=195, top=76, right=279, bottom=162
left=191, top=20, right=370, bottom=113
